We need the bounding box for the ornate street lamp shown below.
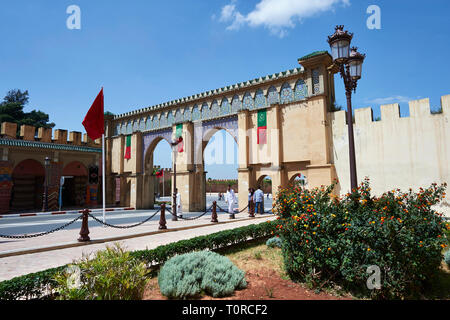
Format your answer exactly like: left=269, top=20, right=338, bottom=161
left=327, top=25, right=366, bottom=191
left=42, top=157, right=51, bottom=212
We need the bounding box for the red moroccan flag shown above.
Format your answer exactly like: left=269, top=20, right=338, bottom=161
left=176, top=124, right=184, bottom=152
left=257, top=109, right=267, bottom=145
left=124, top=135, right=131, bottom=160
left=82, top=88, right=104, bottom=140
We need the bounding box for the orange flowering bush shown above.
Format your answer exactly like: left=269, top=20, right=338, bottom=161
left=274, top=178, right=449, bottom=299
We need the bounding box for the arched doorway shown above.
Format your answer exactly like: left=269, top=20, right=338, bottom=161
left=289, top=173, right=308, bottom=189
left=255, top=175, right=272, bottom=213
left=203, top=128, right=238, bottom=208
left=11, top=159, right=45, bottom=211
left=61, top=161, right=88, bottom=208
left=256, top=175, right=272, bottom=196
left=143, top=136, right=172, bottom=208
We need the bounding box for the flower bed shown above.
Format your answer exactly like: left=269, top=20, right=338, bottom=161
left=0, top=220, right=277, bottom=300
left=274, top=178, right=450, bottom=299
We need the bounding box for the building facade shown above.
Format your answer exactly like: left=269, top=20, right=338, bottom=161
left=0, top=122, right=102, bottom=213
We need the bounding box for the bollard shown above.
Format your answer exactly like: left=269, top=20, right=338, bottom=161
left=249, top=202, right=255, bottom=218
left=211, top=201, right=218, bottom=223
left=159, top=203, right=167, bottom=230
left=78, top=209, right=90, bottom=242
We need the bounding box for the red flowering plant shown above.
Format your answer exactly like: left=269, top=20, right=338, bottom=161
left=274, top=178, right=449, bottom=299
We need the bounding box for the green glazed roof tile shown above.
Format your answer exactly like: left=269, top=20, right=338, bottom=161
left=0, top=138, right=101, bottom=153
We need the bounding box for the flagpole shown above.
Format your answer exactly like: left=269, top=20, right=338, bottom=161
left=102, top=133, right=106, bottom=224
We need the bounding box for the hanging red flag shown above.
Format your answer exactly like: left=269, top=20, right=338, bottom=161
left=176, top=124, right=184, bottom=152
left=82, top=88, right=104, bottom=140
left=257, top=109, right=267, bottom=145
left=124, top=135, right=131, bottom=160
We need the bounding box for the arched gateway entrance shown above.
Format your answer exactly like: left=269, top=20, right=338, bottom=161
left=105, top=52, right=338, bottom=211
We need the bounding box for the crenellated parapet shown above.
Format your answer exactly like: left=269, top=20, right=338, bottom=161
left=331, top=95, right=450, bottom=127
left=0, top=122, right=102, bottom=148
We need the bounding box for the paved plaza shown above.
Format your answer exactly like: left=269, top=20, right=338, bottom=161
left=0, top=194, right=274, bottom=281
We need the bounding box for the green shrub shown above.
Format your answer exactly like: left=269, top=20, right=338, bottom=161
left=0, top=266, right=65, bottom=300
left=0, top=221, right=276, bottom=300
left=444, top=250, right=450, bottom=267
left=266, top=236, right=282, bottom=248
left=54, top=243, right=148, bottom=300
left=158, top=251, right=246, bottom=299
left=274, top=178, right=449, bottom=299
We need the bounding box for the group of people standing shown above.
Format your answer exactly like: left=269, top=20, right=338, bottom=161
left=224, top=185, right=268, bottom=216
left=170, top=185, right=269, bottom=217
left=248, top=186, right=266, bottom=215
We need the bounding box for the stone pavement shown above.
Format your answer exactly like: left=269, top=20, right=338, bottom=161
left=0, top=212, right=276, bottom=281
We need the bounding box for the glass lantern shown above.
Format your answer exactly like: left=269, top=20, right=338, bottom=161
left=348, top=47, right=365, bottom=80
left=327, top=25, right=353, bottom=63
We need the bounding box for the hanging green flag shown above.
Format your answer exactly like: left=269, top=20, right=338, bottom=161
left=257, top=109, right=267, bottom=145
left=176, top=124, right=184, bottom=152
left=124, top=135, right=131, bottom=159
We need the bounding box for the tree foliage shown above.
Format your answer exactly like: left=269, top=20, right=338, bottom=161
left=0, top=89, right=55, bottom=130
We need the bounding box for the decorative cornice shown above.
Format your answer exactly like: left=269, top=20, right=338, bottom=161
left=113, top=65, right=308, bottom=120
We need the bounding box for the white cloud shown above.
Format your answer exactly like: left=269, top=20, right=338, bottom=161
left=219, top=3, right=237, bottom=22
left=366, top=96, right=420, bottom=105
left=218, top=0, right=350, bottom=37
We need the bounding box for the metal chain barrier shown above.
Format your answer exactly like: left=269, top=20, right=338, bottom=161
left=88, top=209, right=160, bottom=229
left=0, top=214, right=83, bottom=239
left=238, top=205, right=249, bottom=213
left=216, top=204, right=229, bottom=213
left=216, top=204, right=251, bottom=214
left=166, top=205, right=214, bottom=221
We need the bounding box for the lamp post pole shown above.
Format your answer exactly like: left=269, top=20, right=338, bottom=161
left=42, top=157, right=50, bottom=212
left=172, top=151, right=177, bottom=221
left=345, top=78, right=358, bottom=191
left=171, top=136, right=183, bottom=221
left=327, top=25, right=366, bottom=192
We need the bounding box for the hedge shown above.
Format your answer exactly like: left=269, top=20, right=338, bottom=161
left=0, top=220, right=276, bottom=300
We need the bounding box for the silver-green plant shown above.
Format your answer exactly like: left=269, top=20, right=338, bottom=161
left=444, top=250, right=450, bottom=267
left=158, top=251, right=246, bottom=299
left=266, top=236, right=282, bottom=248
left=54, top=243, right=148, bottom=300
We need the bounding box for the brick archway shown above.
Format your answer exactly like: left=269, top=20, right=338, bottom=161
left=11, top=159, right=45, bottom=211
left=61, top=161, right=89, bottom=208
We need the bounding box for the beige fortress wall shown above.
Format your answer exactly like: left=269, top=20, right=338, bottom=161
left=331, top=95, right=450, bottom=217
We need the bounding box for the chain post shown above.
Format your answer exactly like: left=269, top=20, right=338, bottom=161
left=159, top=203, right=167, bottom=229
left=211, top=201, right=218, bottom=223
left=78, top=209, right=90, bottom=242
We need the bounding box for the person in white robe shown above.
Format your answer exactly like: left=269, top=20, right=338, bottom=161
left=176, top=188, right=182, bottom=216
left=225, top=185, right=237, bottom=214
left=171, top=188, right=182, bottom=216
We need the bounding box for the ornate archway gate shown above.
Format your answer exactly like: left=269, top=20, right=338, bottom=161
left=105, top=52, right=338, bottom=211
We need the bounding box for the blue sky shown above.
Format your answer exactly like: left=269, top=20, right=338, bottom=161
left=1, top=0, right=449, bottom=178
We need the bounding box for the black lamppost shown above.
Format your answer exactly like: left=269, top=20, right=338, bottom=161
left=208, top=177, right=212, bottom=196
left=170, top=136, right=183, bottom=221
left=327, top=25, right=366, bottom=191
left=42, top=156, right=51, bottom=212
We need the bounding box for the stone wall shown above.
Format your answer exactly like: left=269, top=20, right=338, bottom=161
left=330, top=95, right=450, bottom=217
